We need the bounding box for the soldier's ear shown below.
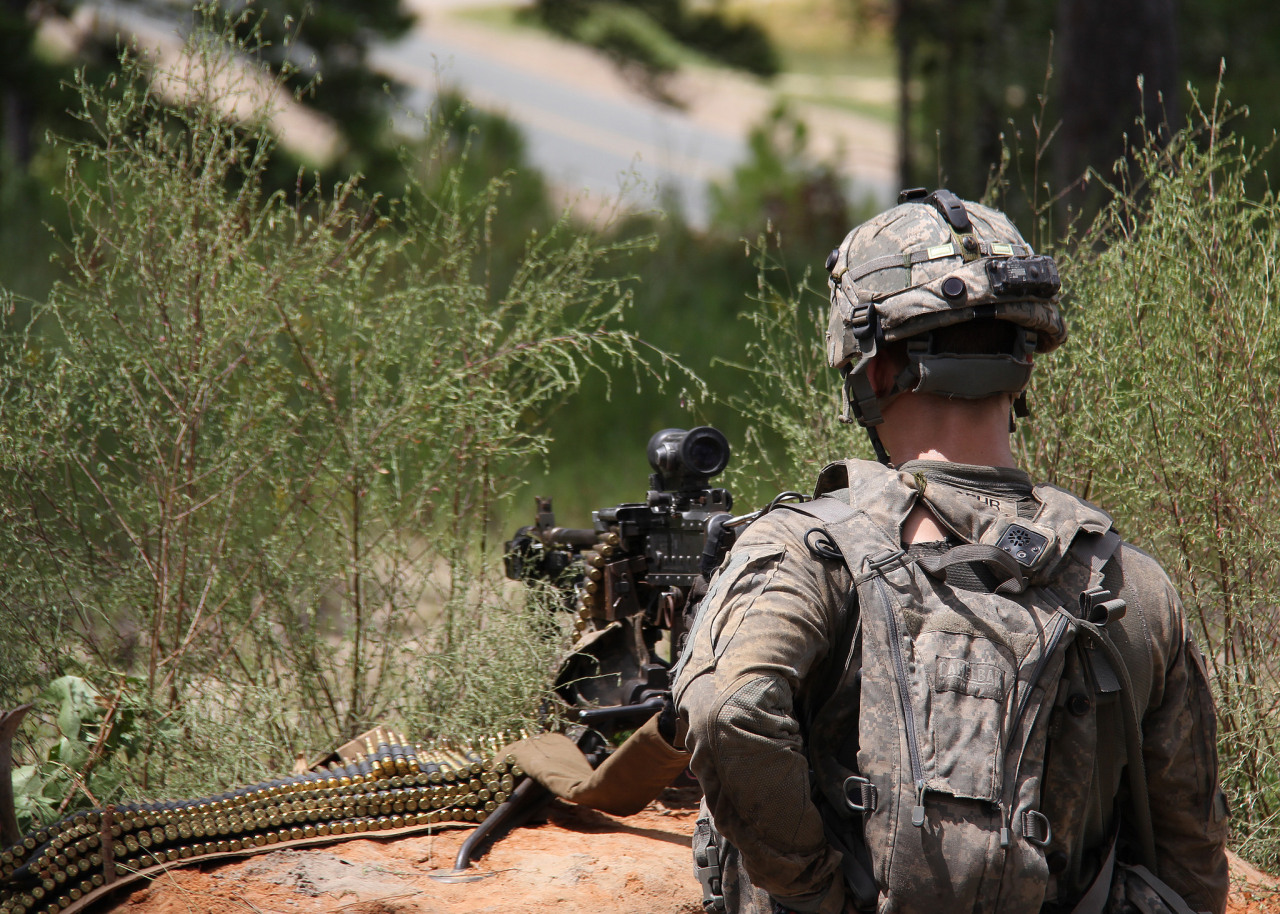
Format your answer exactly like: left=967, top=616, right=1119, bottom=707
left=868, top=353, right=899, bottom=398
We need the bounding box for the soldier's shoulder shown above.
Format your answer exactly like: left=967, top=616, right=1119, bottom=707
left=1111, top=539, right=1178, bottom=595
left=1107, top=538, right=1187, bottom=650
left=732, top=504, right=818, bottom=548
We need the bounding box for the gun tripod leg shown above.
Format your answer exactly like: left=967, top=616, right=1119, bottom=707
left=428, top=777, right=552, bottom=882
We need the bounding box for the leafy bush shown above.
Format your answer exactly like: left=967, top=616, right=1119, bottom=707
left=0, top=8, right=649, bottom=813
left=572, top=3, right=683, bottom=93
left=679, top=10, right=779, bottom=78
left=717, top=235, right=866, bottom=499
left=708, top=102, right=858, bottom=254
left=1025, top=94, right=1280, bottom=868
left=531, top=0, right=778, bottom=81
left=10, top=677, right=141, bottom=834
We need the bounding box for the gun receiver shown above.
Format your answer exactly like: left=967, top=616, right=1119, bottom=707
left=504, top=427, right=737, bottom=722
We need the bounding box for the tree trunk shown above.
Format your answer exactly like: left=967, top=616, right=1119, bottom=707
left=896, top=0, right=913, bottom=189
left=1055, top=0, right=1179, bottom=202
left=0, top=0, right=33, bottom=167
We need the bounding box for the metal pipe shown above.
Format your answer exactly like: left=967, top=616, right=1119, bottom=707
left=575, top=696, right=665, bottom=727
left=450, top=776, right=548, bottom=872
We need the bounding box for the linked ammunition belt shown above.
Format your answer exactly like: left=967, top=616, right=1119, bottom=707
left=0, top=728, right=524, bottom=914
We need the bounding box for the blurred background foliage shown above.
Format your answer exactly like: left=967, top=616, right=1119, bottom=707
left=0, top=0, right=1276, bottom=871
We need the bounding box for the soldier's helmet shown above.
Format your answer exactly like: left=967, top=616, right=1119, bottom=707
left=825, top=189, right=1066, bottom=458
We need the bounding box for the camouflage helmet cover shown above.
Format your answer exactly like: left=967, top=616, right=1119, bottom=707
left=826, top=194, right=1067, bottom=376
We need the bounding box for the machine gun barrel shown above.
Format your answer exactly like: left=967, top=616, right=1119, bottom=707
left=532, top=527, right=598, bottom=548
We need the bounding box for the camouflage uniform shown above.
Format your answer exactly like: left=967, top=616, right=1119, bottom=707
left=672, top=459, right=1228, bottom=914
left=674, top=191, right=1228, bottom=914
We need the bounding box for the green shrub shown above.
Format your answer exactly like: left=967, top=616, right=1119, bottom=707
left=718, top=234, right=865, bottom=499
left=708, top=102, right=859, bottom=254
left=1024, top=94, right=1280, bottom=869
left=572, top=3, right=683, bottom=89
left=531, top=0, right=778, bottom=80
left=0, top=8, right=650, bottom=812
left=678, top=12, right=779, bottom=78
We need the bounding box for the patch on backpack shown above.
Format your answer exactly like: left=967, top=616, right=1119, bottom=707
left=995, top=523, right=1050, bottom=566
left=933, top=656, right=1006, bottom=700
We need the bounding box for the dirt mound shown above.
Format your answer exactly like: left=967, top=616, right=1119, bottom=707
left=106, top=796, right=1275, bottom=914
left=112, top=795, right=703, bottom=914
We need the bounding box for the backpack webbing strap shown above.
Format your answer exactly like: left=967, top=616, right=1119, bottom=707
left=916, top=543, right=1027, bottom=594
left=778, top=497, right=880, bottom=911
left=1068, top=824, right=1118, bottom=914
left=1071, top=615, right=1158, bottom=870
left=779, top=496, right=871, bottom=572
left=1120, top=865, right=1202, bottom=914
left=1073, top=529, right=1121, bottom=591
left=1066, top=531, right=1159, bottom=872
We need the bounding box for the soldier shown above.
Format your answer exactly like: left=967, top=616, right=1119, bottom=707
left=672, top=190, right=1229, bottom=914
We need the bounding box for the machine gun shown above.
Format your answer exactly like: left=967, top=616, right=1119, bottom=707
left=504, top=426, right=738, bottom=731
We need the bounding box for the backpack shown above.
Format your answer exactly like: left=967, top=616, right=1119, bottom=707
left=779, top=459, right=1156, bottom=914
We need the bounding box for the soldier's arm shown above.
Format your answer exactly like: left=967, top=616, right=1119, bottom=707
left=673, top=512, right=851, bottom=914
left=1119, top=551, right=1229, bottom=914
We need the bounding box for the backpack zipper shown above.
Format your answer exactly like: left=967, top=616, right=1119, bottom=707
left=871, top=571, right=928, bottom=827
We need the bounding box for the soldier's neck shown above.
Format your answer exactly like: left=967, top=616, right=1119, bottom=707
left=878, top=392, right=1017, bottom=469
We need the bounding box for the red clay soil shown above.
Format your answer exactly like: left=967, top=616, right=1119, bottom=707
left=106, top=794, right=1276, bottom=914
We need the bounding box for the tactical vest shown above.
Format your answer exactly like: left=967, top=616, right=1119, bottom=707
left=782, top=459, right=1152, bottom=914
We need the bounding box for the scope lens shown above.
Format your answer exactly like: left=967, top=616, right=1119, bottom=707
left=686, top=438, right=720, bottom=473
left=680, top=427, right=730, bottom=477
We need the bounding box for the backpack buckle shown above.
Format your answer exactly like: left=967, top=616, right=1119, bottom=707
left=867, top=549, right=906, bottom=572
left=693, top=817, right=726, bottom=913
left=1081, top=586, right=1127, bottom=625
left=1021, top=809, right=1053, bottom=847
left=842, top=775, right=879, bottom=814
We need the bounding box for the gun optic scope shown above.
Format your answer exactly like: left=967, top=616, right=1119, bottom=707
left=647, top=426, right=730, bottom=487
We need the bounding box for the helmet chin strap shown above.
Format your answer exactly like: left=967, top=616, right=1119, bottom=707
left=867, top=426, right=892, bottom=466
left=841, top=368, right=893, bottom=465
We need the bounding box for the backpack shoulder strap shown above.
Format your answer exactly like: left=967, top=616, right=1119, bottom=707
left=1058, top=530, right=1159, bottom=871
left=783, top=460, right=916, bottom=573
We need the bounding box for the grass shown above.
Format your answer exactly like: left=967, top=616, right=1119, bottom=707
left=448, top=0, right=898, bottom=112
left=449, top=3, right=529, bottom=31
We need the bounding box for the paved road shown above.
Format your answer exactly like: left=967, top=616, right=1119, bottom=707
left=372, top=31, right=742, bottom=225
left=376, top=3, right=896, bottom=226
left=84, top=0, right=896, bottom=227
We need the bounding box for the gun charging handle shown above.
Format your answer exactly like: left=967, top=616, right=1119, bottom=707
left=575, top=695, right=666, bottom=728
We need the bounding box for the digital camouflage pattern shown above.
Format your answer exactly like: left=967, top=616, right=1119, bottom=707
left=824, top=195, right=1070, bottom=436
left=825, top=198, right=1067, bottom=375
left=673, top=459, right=1228, bottom=914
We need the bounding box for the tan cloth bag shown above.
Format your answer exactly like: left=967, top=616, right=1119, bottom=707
left=499, top=714, right=690, bottom=816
